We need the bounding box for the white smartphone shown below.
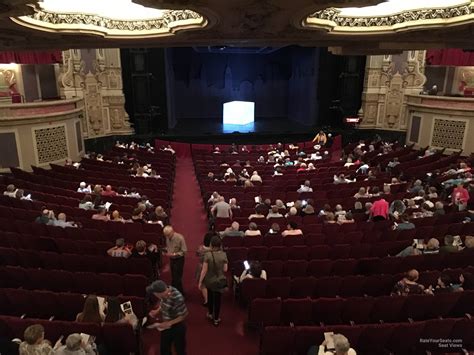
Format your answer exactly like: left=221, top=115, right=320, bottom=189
left=243, top=260, right=250, bottom=270
left=324, top=332, right=335, bottom=350
left=121, top=301, right=133, bottom=315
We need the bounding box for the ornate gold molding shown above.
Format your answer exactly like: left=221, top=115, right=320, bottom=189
left=12, top=6, right=207, bottom=38
left=303, top=2, right=474, bottom=34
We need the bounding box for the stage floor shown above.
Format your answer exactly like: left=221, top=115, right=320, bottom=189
left=168, top=117, right=314, bottom=136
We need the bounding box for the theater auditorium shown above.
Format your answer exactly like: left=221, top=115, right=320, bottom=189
left=0, top=1, right=474, bottom=354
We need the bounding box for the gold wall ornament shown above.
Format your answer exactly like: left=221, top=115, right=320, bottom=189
left=34, top=125, right=68, bottom=164
left=358, top=50, right=426, bottom=131
left=303, top=3, right=474, bottom=34
left=431, top=118, right=467, bottom=150
left=58, top=48, right=133, bottom=138
left=12, top=6, right=207, bottom=38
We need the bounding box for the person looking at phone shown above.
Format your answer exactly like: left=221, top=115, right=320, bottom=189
left=307, top=333, right=356, bottom=355
left=54, top=333, right=97, bottom=355
left=238, top=261, right=267, bottom=283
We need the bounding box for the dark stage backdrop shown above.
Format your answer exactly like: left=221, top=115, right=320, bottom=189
left=165, top=47, right=320, bottom=129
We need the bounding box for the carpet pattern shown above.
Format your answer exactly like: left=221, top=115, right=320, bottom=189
left=142, top=157, right=259, bottom=355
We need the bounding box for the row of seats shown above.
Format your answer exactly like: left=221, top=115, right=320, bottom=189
left=0, top=288, right=145, bottom=320
left=0, top=247, right=153, bottom=276
left=249, top=291, right=474, bottom=326
left=260, top=318, right=474, bottom=355
left=0, top=266, right=148, bottom=297
left=0, top=315, right=137, bottom=355
left=226, top=242, right=408, bottom=261
left=238, top=267, right=472, bottom=301
left=230, top=251, right=474, bottom=279
left=0, top=216, right=163, bottom=244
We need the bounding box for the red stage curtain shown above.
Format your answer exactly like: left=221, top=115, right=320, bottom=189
left=0, top=51, right=62, bottom=64
left=426, top=49, right=474, bottom=66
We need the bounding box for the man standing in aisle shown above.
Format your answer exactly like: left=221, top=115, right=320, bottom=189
left=147, top=280, right=188, bottom=355
left=164, top=225, right=187, bottom=294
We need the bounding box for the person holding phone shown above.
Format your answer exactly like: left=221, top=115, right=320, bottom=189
left=307, top=333, right=356, bottom=355
left=237, top=261, right=267, bottom=283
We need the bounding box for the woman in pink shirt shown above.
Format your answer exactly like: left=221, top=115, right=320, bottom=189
left=370, top=198, right=389, bottom=221
left=452, top=183, right=470, bottom=211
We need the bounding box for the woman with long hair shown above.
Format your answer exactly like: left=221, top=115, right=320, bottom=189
left=198, top=236, right=228, bottom=326
left=76, top=295, right=104, bottom=324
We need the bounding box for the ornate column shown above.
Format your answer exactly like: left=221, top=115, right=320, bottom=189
left=58, top=48, right=133, bottom=138
left=358, top=50, right=426, bottom=131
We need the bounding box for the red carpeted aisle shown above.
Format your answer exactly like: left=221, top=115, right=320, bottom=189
left=142, top=156, right=259, bottom=355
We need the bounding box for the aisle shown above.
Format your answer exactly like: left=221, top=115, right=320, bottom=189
left=142, top=157, right=259, bottom=355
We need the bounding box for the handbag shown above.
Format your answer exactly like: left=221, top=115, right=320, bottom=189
left=207, top=251, right=228, bottom=291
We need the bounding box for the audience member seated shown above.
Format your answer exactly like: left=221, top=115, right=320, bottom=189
left=19, top=324, right=61, bottom=355
left=408, top=179, right=423, bottom=194
left=101, top=185, right=117, bottom=197
left=104, top=297, right=138, bottom=330
left=76, top=295, right=105, bottom=324
left=51, top=212, right=78, bottom=228
left=427, top=186, right=438, bottom=199
left=353, top=187, right=369, bottom=199
left=440, top=235, right=460, bottom=254
left=212, top=196, right=233, bottom=219
left=149, top=206, right=168, bottom=224
left=333, top=174, right=353, bottom=184
left=307, top=333, right=356, bottom=355
left=397, top=238, right=440, bottom=257
left=338, top=212, right=354, bottom=224
left=54, top=333, right=97, bottom=355
left=353, top=201, right=364, bottom=213
left=393, top=214, right=414, bottom=230
left=35, top=209, right=54, bottom=224
left=92, top=207, right=109, bottom=221
left=221, top=222, right=245, bottom=238
left=245, top=222, right=261, bottom=237
left=265, top=223, right=281, bottom=237
left=370, top=197, right=389, bottom=221
left=324, top=212, right=337, bottom=224
left=431, top=274, right=463, bottom=294
left=107, top=238, right=132, bottom=258
left=15, top=189, right=32, bottom=201
left=236, top=261, right=267, bottom=284
left=248, top=207, right=266, bottom=220
left=392, top=269, right=426, bottom=296
left=297, top=180, right=313, bottom=193
left=281, top=221, right=303, bottom=237
left=464, top=236, right=474, bottom=250
left=334, top=204, right=346, bottom=219
left=3, top=184, right=17, bottom=198
left=229, top=198, right=240, bottom=211
left=302, top=204, right=315, bottom=216
left=131, top=240, right=159, bottom=268
left=131, top=208, right=145, bottom=223
left=250, top=171, right=262, bottom=183
left=267, top=205, right=283, bottom=219
left=244, top=180, right=254, bottom=189
left=433, top=201, right=446, bottom=216
left=77, top=182, right=92, bottom=193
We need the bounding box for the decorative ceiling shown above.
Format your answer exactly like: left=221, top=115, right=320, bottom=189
left=0, top=0, right=474, bottom=54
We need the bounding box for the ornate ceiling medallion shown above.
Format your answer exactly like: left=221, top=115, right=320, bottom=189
left=11, top=0, right=207, bottom=38
left=303, top=0, right=474, bottom=34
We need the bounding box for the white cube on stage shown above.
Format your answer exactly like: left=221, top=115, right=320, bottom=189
left=223, top=101, right=255, bottom=125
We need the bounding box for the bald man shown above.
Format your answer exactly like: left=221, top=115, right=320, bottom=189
left=163, top=225, right=187, bottom=294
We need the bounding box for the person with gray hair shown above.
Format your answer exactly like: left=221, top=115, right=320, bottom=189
left=307, top=333, right=356, bottom=355
left=53, top=333, right=96, bottom=355
left=107, top=238, right=131, bottom=258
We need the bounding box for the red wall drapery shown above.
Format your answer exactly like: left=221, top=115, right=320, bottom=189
left=426, top=49, right=474, bottom=66
left=0, top=51, right=62, bottom=64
